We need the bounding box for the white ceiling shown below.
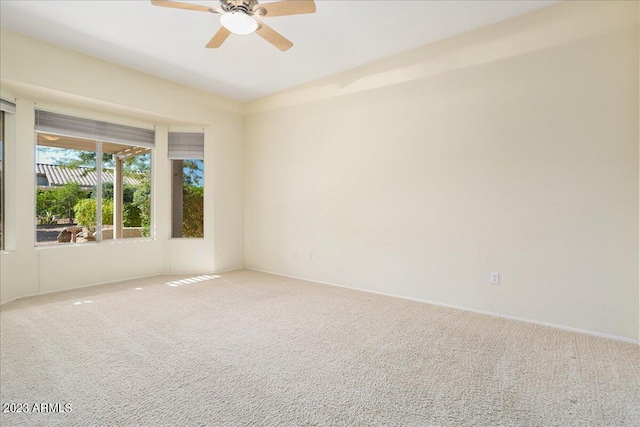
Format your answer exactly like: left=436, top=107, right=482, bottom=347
left=0, top=0, right=557, bottom=101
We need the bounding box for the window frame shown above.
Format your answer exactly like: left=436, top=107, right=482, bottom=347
left=33, top=109, right=155, bottom=247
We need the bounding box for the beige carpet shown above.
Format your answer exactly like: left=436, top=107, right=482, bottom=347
left=1, top=269, right=639, bottom=426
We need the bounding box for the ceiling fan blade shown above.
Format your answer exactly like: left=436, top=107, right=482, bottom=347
left=254, top=0, right=316, bottom=18
left=206, top=27, right=231, bottom=48
left=150, top=0, right=212, bottom=13
left=255, top=21, right=293, bottom=51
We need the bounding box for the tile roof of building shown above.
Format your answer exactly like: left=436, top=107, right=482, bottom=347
left=36, top=164, right=143, bottom=188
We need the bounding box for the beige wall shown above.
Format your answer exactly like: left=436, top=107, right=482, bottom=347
left=244, top=1, right=640, bottom=340
left=0, top=29, right=244, bottom=302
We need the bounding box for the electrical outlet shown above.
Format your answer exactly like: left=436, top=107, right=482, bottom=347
left=490, top=272, right=500, bottom=284
left=307, top=252, right=313, bottom=261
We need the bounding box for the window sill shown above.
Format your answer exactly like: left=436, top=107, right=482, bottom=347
left=35, top=237, right=155, bottom=250
left=169, top=238, right=205, bottom=241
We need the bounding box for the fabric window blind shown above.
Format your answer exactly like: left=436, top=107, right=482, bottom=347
left=168, top=132, right=204, bottom=160
left=34, top=109, right=155, bottom=147
left=0, top=98, right=16, bottom=114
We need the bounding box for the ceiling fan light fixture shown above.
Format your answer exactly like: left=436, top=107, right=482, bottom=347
left=220, top=12, right=258, bottom=36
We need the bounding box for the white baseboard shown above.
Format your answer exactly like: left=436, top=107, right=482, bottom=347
left=215, top=266, right=246, bottom=275
left=0, top=268, right=247, bottom=306
left=4, top=266, right=637, bottom=346
left=246, top=268, right=640, bottom=346
left=163, top=267, right=244, bottom=276
left=0, top=272, right=165, bottom=306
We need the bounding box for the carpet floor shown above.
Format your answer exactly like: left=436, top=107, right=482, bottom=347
left=1, top=269, right=639, bottom=426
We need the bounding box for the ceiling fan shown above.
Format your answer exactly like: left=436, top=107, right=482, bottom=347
left=151, top=0, right=316, bottom=51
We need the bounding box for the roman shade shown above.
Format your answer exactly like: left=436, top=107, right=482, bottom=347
left=0, top=98, right=16, bottom=114
left=168, top=132, right=204, bottom=160
left=34, top=109, right=155, bottom=147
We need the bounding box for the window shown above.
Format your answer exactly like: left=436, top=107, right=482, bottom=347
left=102, top=142, right=151, bottom=240
left=34, top=110, right=154, bottom=246
left=0, top=98, right=15, bottom=251
left=169, top=132, right=204, bottom=238
left=0, top=111, right=4, bottom=250
left=35, top=135, right=96, bottom=245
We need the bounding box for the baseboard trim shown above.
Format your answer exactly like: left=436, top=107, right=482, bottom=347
left=1, top=268, right=248, bottom=306
left=246, top=268, right=640, bottom=346
left=0, top=272, right=165, bottom=306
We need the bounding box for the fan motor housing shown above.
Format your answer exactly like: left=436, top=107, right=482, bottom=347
left=221, top=0, right=259, bottom=15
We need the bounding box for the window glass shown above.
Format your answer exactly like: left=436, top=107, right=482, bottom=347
left=101, top=142, right=151, bottom=240
left=172, top=159, right=204, bottom=238
left=35, top=134, right=152, bottom=245
left=0, top=112, right=4, bottom=250
left=36, top=134, right=97, bottom=245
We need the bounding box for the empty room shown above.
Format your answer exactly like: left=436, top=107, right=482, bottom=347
left=0, top=0, right=638, bottom=425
